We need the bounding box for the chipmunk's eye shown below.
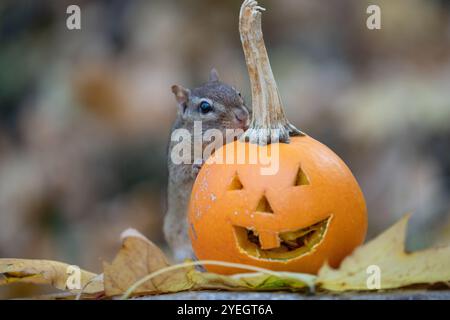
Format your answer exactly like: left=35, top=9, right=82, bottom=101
left=199, top=101, right=213, bottom=114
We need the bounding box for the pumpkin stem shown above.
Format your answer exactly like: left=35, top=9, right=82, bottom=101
left=239, top=0, right=304, bottom=145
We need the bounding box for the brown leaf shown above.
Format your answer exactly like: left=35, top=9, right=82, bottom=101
left=104, top=229, right=315, bottom=298
left=189, top=270, right=314, bottom=292
left=317, top=215, right=450, bottom=291
left=12, top=214, right=449, bottom=298
left=103, top=229, right=193, bottom=297
left=0, top=259, right=103, bottom=294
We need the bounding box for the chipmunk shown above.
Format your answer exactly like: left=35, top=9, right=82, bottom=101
left=164, top=69, right=250, bottom=262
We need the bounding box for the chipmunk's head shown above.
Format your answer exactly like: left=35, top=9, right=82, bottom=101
left=171, top=69, right=250, bottom=132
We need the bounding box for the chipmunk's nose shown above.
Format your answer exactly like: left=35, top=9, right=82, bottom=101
left=233, top=106, right=250, bottom=128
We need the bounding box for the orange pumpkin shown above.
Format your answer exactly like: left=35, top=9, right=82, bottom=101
left=188, top=0, right=367, bottom=275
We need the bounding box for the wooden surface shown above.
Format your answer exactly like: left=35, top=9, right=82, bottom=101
left=137, top=290, right=450, bottom=300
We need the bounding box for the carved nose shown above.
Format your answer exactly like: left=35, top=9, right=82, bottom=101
left=258, top=230, right=280, bottom=250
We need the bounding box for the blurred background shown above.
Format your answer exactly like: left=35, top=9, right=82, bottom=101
left=0, top=0, right=449, bottom=297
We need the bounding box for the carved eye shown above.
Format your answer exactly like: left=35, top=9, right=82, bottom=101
left=199, top=101, right=213, bottom=114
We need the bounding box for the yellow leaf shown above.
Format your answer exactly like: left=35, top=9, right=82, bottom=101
left=0, top=259, right=103, bottom=294
left=317, top=215, right=450, bottom=291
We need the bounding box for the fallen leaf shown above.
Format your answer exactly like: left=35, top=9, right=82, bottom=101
left=4, top=214, right=449, bottom=299
left=189, top=270, right=315, bottom=292
left=0, top=258, right=103, bottom=294
left=317, top=215, right=450, bottom=291
left=105, top=229, right=315, bottom=298
left=103, top=229, right=193, bottom=296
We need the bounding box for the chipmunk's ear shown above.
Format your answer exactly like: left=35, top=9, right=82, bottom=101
left=171, top=85, right=190, bottom=105
left=209, top=68, right=220, bottom=82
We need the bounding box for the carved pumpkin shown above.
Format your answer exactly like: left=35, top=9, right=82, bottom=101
left=188, top=1, right=367, bottom=275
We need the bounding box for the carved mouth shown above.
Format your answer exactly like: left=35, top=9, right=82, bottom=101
left=234, top=216, right=331, bottom=260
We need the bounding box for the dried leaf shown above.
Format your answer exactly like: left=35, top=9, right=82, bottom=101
left=189, top=270, right=315, bottom=292
left=317, top=215, right=450, bottom=291
left=103, top=229, right=193, bottom=296
left=106, top=229, right=315, bottom=298
left=6, top=214, right=448, bottom=298
left=0, top=258, right=103, bottom=294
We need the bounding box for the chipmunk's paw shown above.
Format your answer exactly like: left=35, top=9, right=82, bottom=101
left=191, top=161, right=204, bottom=178
left=173, top=246, right=195, bottom=263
